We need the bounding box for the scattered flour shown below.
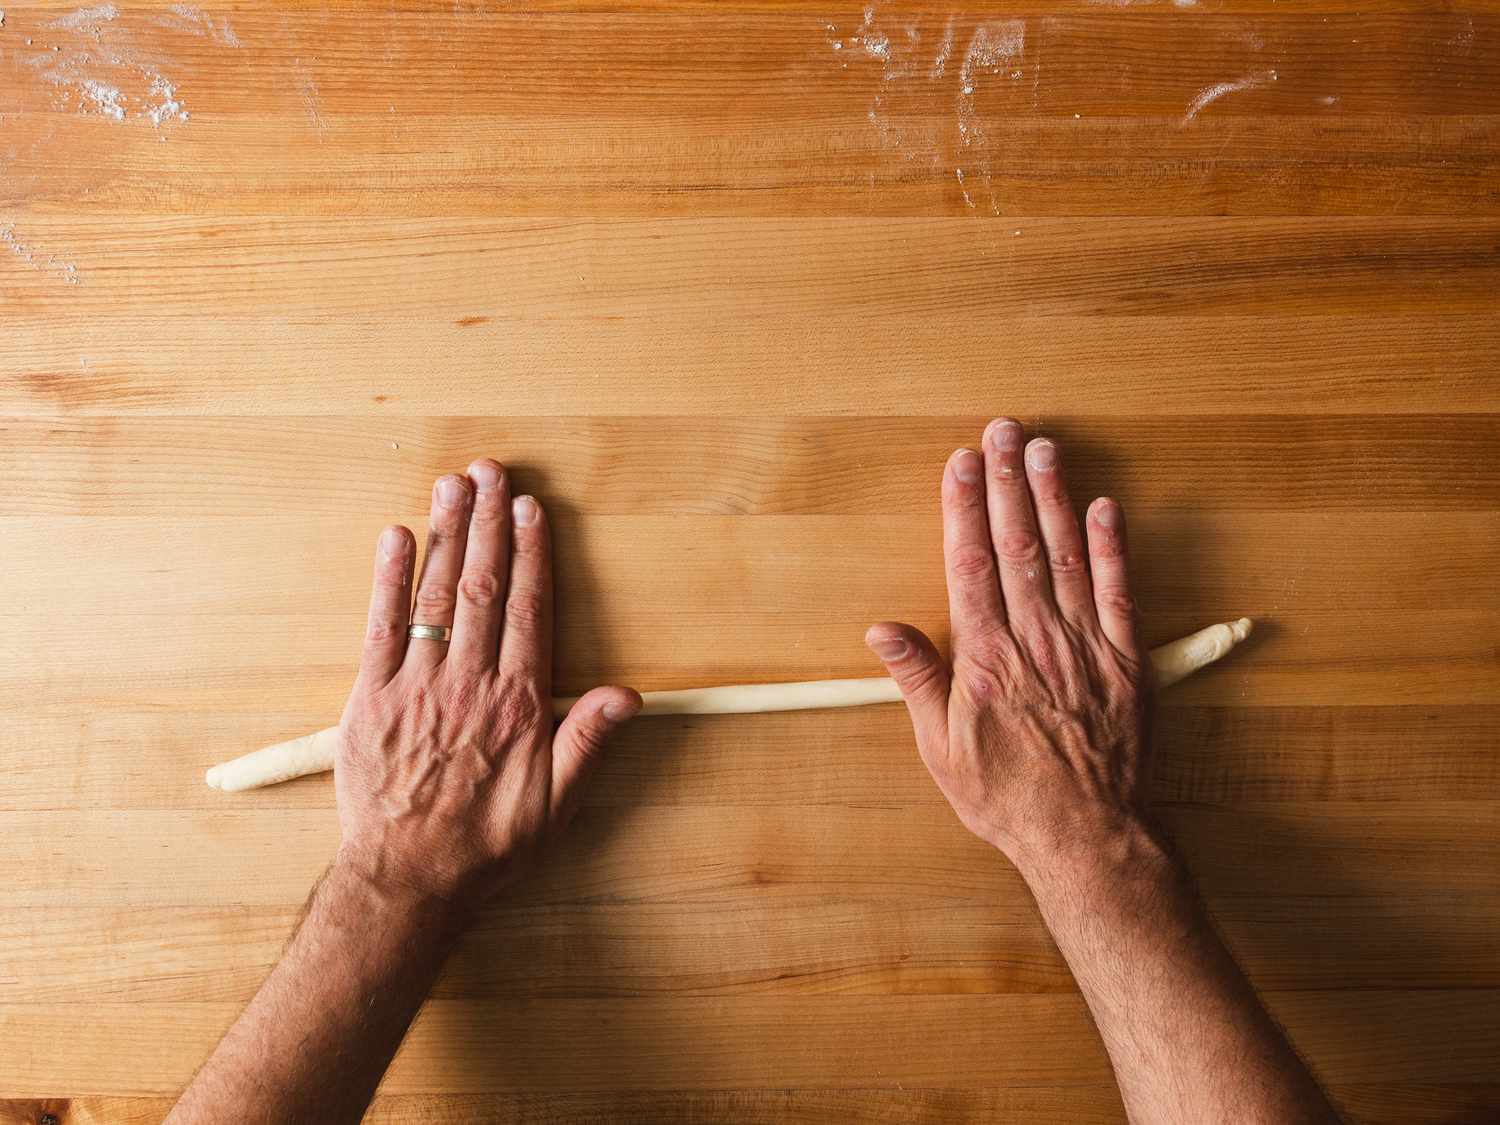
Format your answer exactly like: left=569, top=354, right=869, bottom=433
left=1181, top=69, right=1277, bottom=123
left=25, top=4, right=228, bottom=128
left=1, top=224, right=82, bottom=285
left=47, top=4, right=118, bottom=32
left=145, top=72, right=189, bottom=125
left=954, top=167, right=975, bottom=209
left=157, top=2, right=240, bottom=47
left=80, top=77, right=125, bottom=119
left=294, top=59, right=327, bottom=138
left=825, top=10, right=1032, bottom=215
left=929, top=16, right=954, bottom=79
left=955, top=20, right=1025, bottom=211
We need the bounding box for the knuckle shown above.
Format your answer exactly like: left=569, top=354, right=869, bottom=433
left=1091, top=532, right=1127, bottom=560
left=505, top=589, right=546, bottom=629
left=900, top=656, right=949, bottom=700
left=427, top=513, right=462, bottom=541
left=1048, top=547, right=1088, bottom=575
left=1033, top=478, right=1069, bottom=506
left=414, top=585, right=456, bottom=617
left=948, top=544, right=996, bottom=581
left=365, top=615, right=403, bottom=643
left=989, top=452, right=1024, bottom=481
left=1095, top=587, right=1137, bottom=618
left=469, top=495, right=505, bottom=527
left=458, top=570, right=502, bottom=608
left=572, top=716, right=611, bottom=754
left=996, top=528, right=1042, bottom=565
left=960, top=663, right=1005, bottom=704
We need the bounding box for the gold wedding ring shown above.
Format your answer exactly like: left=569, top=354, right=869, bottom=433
left=407, top=623, right=452, bottom=643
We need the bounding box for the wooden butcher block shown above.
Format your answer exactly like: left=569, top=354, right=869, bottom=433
left=1, top=0, right=1497, bottom=1121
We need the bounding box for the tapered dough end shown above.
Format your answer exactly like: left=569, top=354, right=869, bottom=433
left=204, top=726, right=340, bottom=792
left=1149, top=617, right=1255, bottom=689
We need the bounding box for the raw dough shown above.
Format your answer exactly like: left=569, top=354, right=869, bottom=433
left=206, top=618, right=1253, bottom=793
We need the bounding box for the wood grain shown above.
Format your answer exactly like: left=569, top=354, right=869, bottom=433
left=3, top=991, right=1500, bottom=1096
left=3, top=0, right=1497, bottom=1119
left=2, top=416, right=1498, bottom=516
left=5, top=890, right=1499, bottom=1005
left=1, top=802, right=1496, bottom=909
left=2, top=314, right=1496, bottom=417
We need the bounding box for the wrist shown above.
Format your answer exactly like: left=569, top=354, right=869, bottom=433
left=327, top=850, right=480, bottom=936
left=1008, top=815, right=1182, bottom=900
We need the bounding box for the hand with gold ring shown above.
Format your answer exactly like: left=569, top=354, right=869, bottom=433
left=332, top=460, right=643, bottom=906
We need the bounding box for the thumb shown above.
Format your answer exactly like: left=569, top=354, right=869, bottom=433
left=550, top=685, right=642, bottom=829
left=865, top=622, right=949, bottom=750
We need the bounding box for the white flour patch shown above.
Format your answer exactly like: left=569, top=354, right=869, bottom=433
left=822, top=11, right=1033, bottom=215
left=955, top=167, right=975, bottom=209
left=960, top=22, right=1025, bottom=98
left=27, top=6, right=213, bottom=129
left=156, top=3, right=240, bottom=47
left=929, top=16, right=954, bottom=78
left=1, top=224, right=82, bottom=285
left=145, top=72, right=188, bottom=125
left=47, top=4, right=118, bottom=33
left=1448, top=14, right=1475, bottom=51
left=80, top=77, right=125, bottom=119
left=1182, top=69, right=1276, bottom=123
left=956, top=20, right=1025, bottom=212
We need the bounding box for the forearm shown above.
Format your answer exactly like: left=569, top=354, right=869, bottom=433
left=1019, top=827, right=1340, bottom=1125
left=166, top=859, right=470, bottom=1125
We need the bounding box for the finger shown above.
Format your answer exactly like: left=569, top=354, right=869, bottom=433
left=406, top=474, right=473, bottom=670
left=1023, top=437, right=1094, bottom=628
left=1086, top=497, right=1143, bottom=658
left=356, top=525, right=414, bottom=690
left=865, top=622, right=949, bottom=752
left=982, top=418, right=1054, bottom=629
left=550, top=686, right=642, bottom=830
left=499, top=495, right=553, bottom=686
left=942, top=447, right=1007, bottom=642
left=448, top=459, right=511, bottom=673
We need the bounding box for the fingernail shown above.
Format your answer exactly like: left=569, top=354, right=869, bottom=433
left=869, top=635, right=910, bottom=661
left=1093, top=499, right=1121, bottom=528
left=512, top=495, right=538, bottom=526
left=953, top=449, right=982, bottom=483
left=1026, top=439, right=1056, bottom=471
left=436, top=476, right=468, bottom=508
left=603, top=698, right=638, bottom=722
left=379, top=527, right=405, bottom=559
left=986, top=418, right=1023, bottom=452
left=468, top=460, right=501, bottom=492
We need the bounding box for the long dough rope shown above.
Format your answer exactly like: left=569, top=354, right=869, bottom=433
left=206, top=618, right=1253, bottom=793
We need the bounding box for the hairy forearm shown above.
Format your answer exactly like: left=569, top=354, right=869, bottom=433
left=166, top=860, right=470, bottom=1125
left=1019, top=828, right=1341, bottom=1125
